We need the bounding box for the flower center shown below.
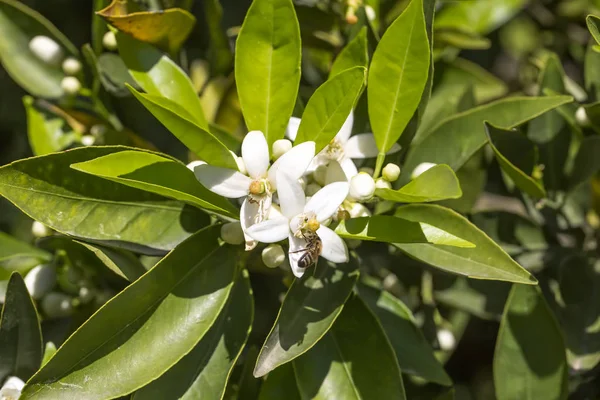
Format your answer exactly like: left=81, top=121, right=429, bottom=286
left=249, top=178, right=271, bottom=196
left=290, top=212, right=319, bottom=237
left=325, top=139, right=345, bottom=162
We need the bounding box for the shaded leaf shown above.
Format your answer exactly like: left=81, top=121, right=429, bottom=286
left=75, top=241, right=147, bottom=282
left=376, top=164, right=461, bottom=203
left=204, top=0, right=233, bottom=75
left=0, top=232, right=51, bottom=274
left=24, top=97, right=77, bottom=156
left=435, top=0, right=527, bottom=35
left=587, top=15, right=600, bottom=46
left=258, top=363, right=300, bottom=400
left=570, top=135, right=600, bottom=189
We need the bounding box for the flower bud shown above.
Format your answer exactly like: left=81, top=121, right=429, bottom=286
left=31, top=221, right=51, bottom=238
left=382, top=163, right=401, bottom=182
left=576, top=106, right=591, bottom=127
left=61, top=76, right=81, bottom=95
left=348, top=202, right=371, bottom=218
left=80, top=135, right=95, bottom=146
left=437, top=329, right=456, bottom=351
left=305, top=183, right=322, bottom=196
left=220, top=222, right=245, bottom=245
left=375, top=178, right=392, bottom=190
left=262, top=244, right=285, bottom=268
left=313, top=165, right=328, bottom=186
left=365, top=5, right=376, bottom=21
left=336, top=209, right=351, bottom=221
left=411, top=162, right=436, bottom=180
left=0, top=376, right=24, bottom=399
left=349, top=172, right=375, bottom=201
left=272, top=139, right=292, bottom=160
left=79, top=286, right=95, bottom=304
left=29, top=35, right=63, bottom=66
left=24, top=264, right=56, bottom=300
left=186, top=160, right=206, bottom=171
left=41, top=292, right=74, bottom=318
left=62, top=57, right=81, bottom=75
left=359, top=167, right=374, bottom=176
left=102, top=31, right=118, bottom=51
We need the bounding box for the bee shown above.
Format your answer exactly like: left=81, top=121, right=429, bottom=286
left=293, top=230, right=323, bottom=270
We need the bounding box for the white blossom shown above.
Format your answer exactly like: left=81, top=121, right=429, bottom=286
left=29, top=35, right=63, bottom=66
left=272, top=139, right=292, bottom=160
left=375, top=178, right=392, bottom=190
left=349, top=172, right=376, bottom=201
left=247, top=171, right=349, bottom=278
left=0, top=376, right=24, bottom=400
left=102, top=31, right=118, bottom=51
left=31, top=221, right=51, bottom=238
left=382, top=163, right=401, bottom=182
left=62, top=57, right=81, bottom=75
left=61, top=76, right=81, bottom=95
left=411, top=162, right=437, bottom=180
left=24, top=264, right=56, bottom=300
left=195, top=131, right=315, bottom=250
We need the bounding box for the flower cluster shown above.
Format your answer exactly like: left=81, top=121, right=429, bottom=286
left=193, top=112, right=401, bottom=278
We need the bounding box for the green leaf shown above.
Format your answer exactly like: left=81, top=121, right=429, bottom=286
left=0, top=273, right=42, bottom=382
left=204, top=0, right=233, bottom=75
left=485, top=122, right=546, bottom=198
left=133, top=269, right=253, bottom=400
left=329, top=27, right=368, bottom=78
left=0, top=232, right=51, bottom=273
left=235, top=0, right=301, bottom=147
left=295, top=66, right=366, bottom=151
left=587, top=15, right=600, bottom=46
left=435, top=0, right=526, bottom=35
left=376, top=164, right=462, bottom=203
left=116, top=33, right=205, bottom=123
left=368, top=0, right=430, bottom=153
left=494, top=284, right=568, bottom=400
left=335, top=216, right=474, bottom=248
left=293, top=295, right=406, bottom=399
left=435, top=28, right=491, bottom=50
left=394, top=205, right=537, bottom=284
left=258, top=363, right=300, bottom=400
left=41, top=342, right=57, bottom=367
left=98, top=0, right=195, bottom=54
left=402, top=95, right=573, bottom=184
left=71, top=150, right=238, bottom=218
left=128, top=86, right=237, bottom=170
left=75, top=241, right=147, bottom=282
left=570, top=135, right=600, bottom=188
left=20, top=226, right=237, bottom=400
left=253, top=260, right=359, bottom=377
left=0, top=146, right=209, bottom=255
left=23, top=97, right=77, bottom=156
left=584, top=41, right=600, bottom=100
left=357, top=282, right=452, bottom=386
left=0, top=0, right=77, bottom=97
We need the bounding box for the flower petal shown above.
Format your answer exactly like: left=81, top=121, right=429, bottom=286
left=335, top=111, right=354, bottom=143
left=286, top=117, right=302, bottom=141
left=344, top=133, right=379, bottom=158
left=288, top=233, right=307, bottom=278
left=195, top=164, right=251, bottom=198
left=276, top=170, right=306, bottom=219
left=325, top=160, right=348, bottom=184
left=240, top=198, right=258, bottom=250
left=304, top=181, right=349, bottom=222
left=340, top=158, right=358, bottom=181
left=317, top=225, right=349, bottom=263
left=268, top=141, right=316, bottom=189
left=246, top=218, right=289, bottom=243
left=242, top=130, right=270, bottom=179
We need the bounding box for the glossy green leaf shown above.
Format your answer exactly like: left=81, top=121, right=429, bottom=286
left=0, top=146, right=208, bottom=255
left=98, top=0, right=195, bottom=54
left=235, top=0, right=301, bottom=147
left=253, top=260, right=359, bottom=377
left=357, top=282, right=451, bottom=386
left=587, top=15, right=600, bottom=46
left=494, top=284, right=568, bottom=400
left=76, top=241, right=147, bottom=282
left=295, top=66, right=366, bottom=151
left=0, top=273, right=42, bottom=382
left=20, top=226, right=237, bottom=400
left=293, top=295, right=406, bottom=399
left=71, top=150, right=238, bottom=218
left=570, top=135, right=600, bottom=188
left=41, top=342, right=57, bottom=368
left=402, top=95, right=572, bottom=184
left=0, top=0, right=77, bottom=97
left=485, top=123, right=546, bottom=198
left=435, top=0, right=526, bottom=35
left=335, top=216, right=474, bottom=248
left=23, top=96, right=77, bottom=156
left=368, top=0, right=430, bottom=153
left=0, top=232, right=51, bottom=273
left=584, top=41, right=600, bottom=99
left=117, top=33, right=205, bottom=123
left=133, top=269, right=253, bottom=400
left=442, top=58, right=508, bottom=103
left=329, top=27, right=368, bottom=78
left=376, top=164, right=461, bottom=203
left=394, top=205, right=537, bottom=284
left=258, top=363, right=300, bottom=400
left=128, top=86, right=237, bottom=170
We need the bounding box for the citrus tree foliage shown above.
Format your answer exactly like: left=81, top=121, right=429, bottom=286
left=1, top=0, right=600, bottom=398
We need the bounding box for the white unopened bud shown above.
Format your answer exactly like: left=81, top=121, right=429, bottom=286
left=346, top=239, right=362, bottom=249
left=365, top=5, right=376, bottom=21
left=576, top=106, right=591, bottom=127
left=80, top=135, right=95, bottom=146
left=220, top=222, right=245, bottom=245
left=102, top=31, right=118, bottom=51
left=29, top=35, right=63, bottom=66
left=375, top=178, right=392, bottom=190
left=305, top=183, right=322, bottom=196
left=41, top=292, right=73, bottom=318
left=349, top=172, right=375, bottom=201
left=62, top=57, right=81, bottom=75
left=24, top=264, right=56, bottom=300
left=411, top=162, right=436, bottom=180
left=272, top=139, right=292, bottom=160
left=359, top=167, right=374, bottom=176
left=348, top=202, right=371, bottom=218
left=31, top=221, right=51, bottom=238
left=313, top=165, right=327, bottom=186
left=186, top=160, right=206, bottom=171
left=79, top=286, right=95, bottom=304
left=437, top=329, right=456, bottom=351
left=0, top=376, right=24, bottom=400
left=61, top=76, right=81, bottom=95
left=262, top=244, right=286, bottom=268
left=382, top=163, right=401, bottom=182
